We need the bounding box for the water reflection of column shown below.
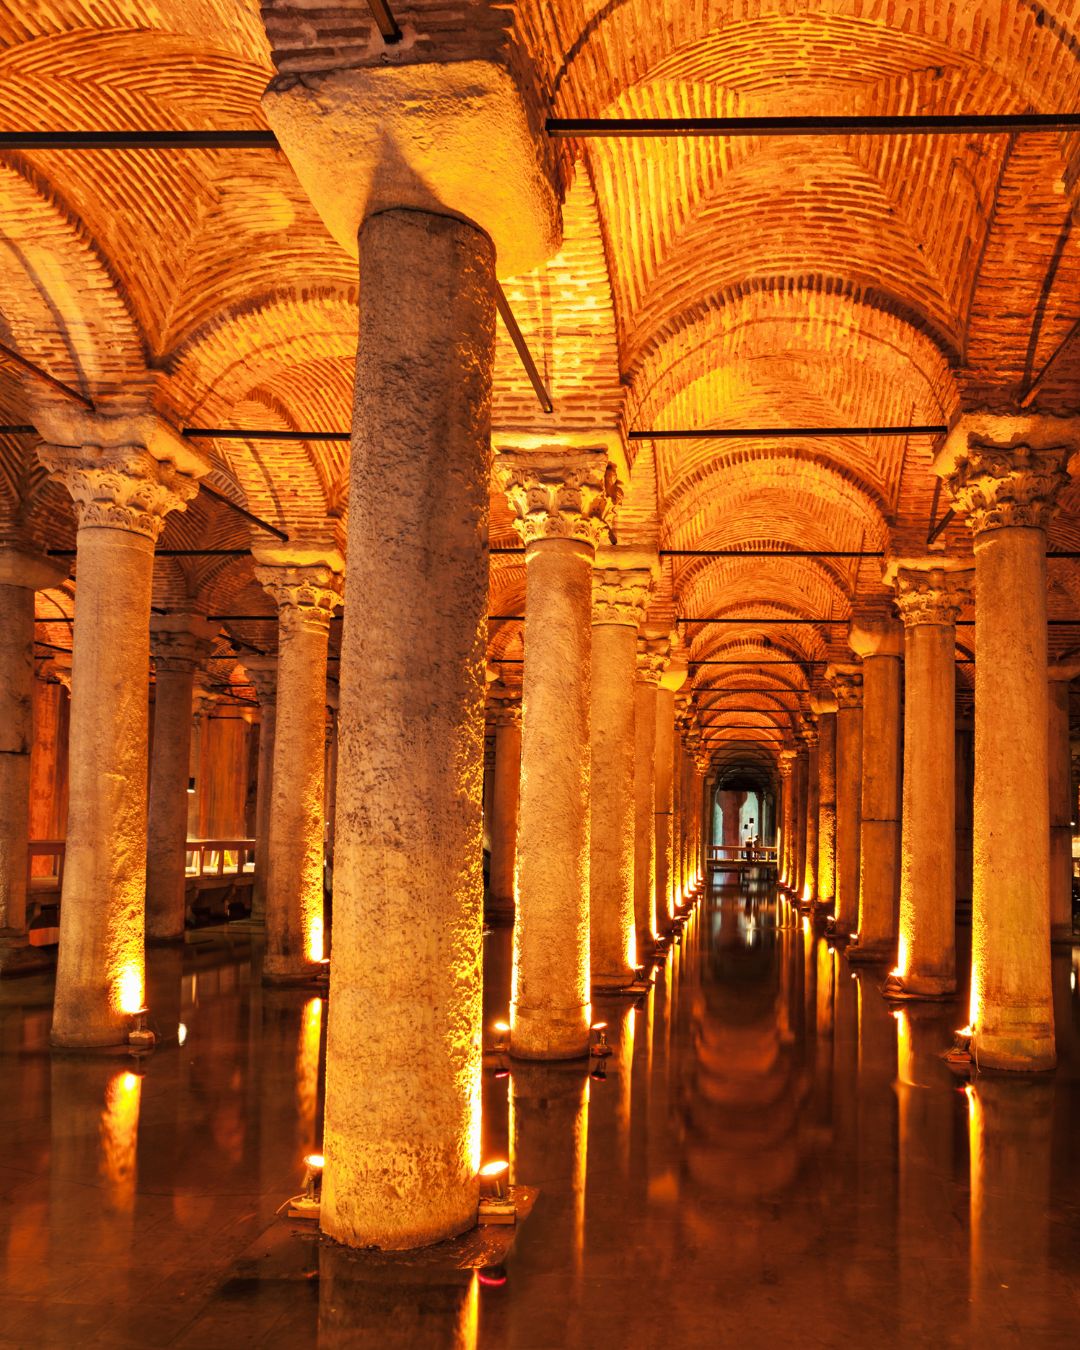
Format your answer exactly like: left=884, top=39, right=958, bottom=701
left=319, top=1244, right=478, bottom=1349
left=968, top=1079, right=1053, bottom=1340
left=509, top=1063, right=589, bottom=1341
left=854, top=974, right=898, bottom=1325
left=296, top=995, right=324, bottom=1158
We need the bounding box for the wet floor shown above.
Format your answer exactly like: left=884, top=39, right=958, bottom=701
left=1, top=885, right=1079, bottom=1348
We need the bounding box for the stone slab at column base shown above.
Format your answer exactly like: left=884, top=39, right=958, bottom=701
left=882, top=971, right=956, bottom=1001
left=846, top=938, right=896, bottom=965
left=509, top=1002, right=590, bottom=1061
left=0, top=930, right=54, bottom=977
left=262, top=960, right=327, bottom=989
left=972, top=1018, right=1057, bottom=1074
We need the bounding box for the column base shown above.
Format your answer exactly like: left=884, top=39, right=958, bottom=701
left=881, top=970, right=956, bottom=1001
left=971, top=1023, right=1057, bottom=1074
left=509, top=1002, right=590, bottom=1060
left=846, top=938, right=896, bottom=965
left=484, top=894, right=515, bottom=925
left=262, top=960, right=327, bottom=988
left=146, top=931, right=186, bottom=948
left=592, top=969, right=636, bottom=992
left=50, top=1013, right=132, bottom=1050
left=825, top=915, right=855, bottom=938
left=813, top=899, right=834, bottom=917
left=0, top=931, right=54, bottom=978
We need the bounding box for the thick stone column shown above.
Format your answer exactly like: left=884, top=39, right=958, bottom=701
left=810, top=691, right=837, bottom=912
left=938, top=415, right=1075, bottom=1070
left=801, top=724, right=820, bottom=906
left=634, top=637, right=667, bottom=951
left=36, top=425, right=206, bottom=1046
left=718, top=789, right=746, bottom=849
left=778, top=749, right=796, bottom=885
left=145, top=615, right=217, bottom=941
left=886, top=562, right=973, bottom=998
left=589, top=553, right=651, bottom=986
left=1048, top=663, right=1080, bottom=945
left=654, top=657, right=685, bottom=930
left=848, top=619, right=903, bottom=963
left=0, top=544, right=68, bottom=972
left=793, top=737, right=809, bottom=896
left=498, top=450, right=616, bottom=1059
left=827, top=666, right=863, bottom=935
left=243, top=655, right=277, bottom=924
left=487, top=684, right=522, bottom=920
left=254, top=549, right=343, bottom=983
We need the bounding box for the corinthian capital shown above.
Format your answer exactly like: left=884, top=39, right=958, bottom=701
left=150, top=614, right=219, bottom=674
left=778, top=748, right=797, bottom=779
left=487, top=684, right=522, bottom=729
left=636, top=635, right=670, bottom=685
left=936, top=413, right=1079, bottom=534
left=886, top=557, right=975, bottom=629
left=496, top=449, right=618, bottom=550
left=253, top=545, right=345, bottom=632
left=242, top=655, right=279, bottom=708
left=826, top=665, right=863, bottom=709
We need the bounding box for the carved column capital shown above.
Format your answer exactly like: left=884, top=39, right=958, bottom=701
left=636, top=635, right=670, bottom=685
left=38, top=443, right=204, bottom=541
left=591, top=567, right=652, bottom=628
left=487, top=687, right=522, bottom=729
left=496, top=449, right=618, bottom=550
left=242, top=654, right=279, bottom=708
left=150, top=614, right=219, bottom=675
left=936, top=415, right=1079, bottom=535
left=40, top=653, right=72, bottom=691
left=849, top=616, right=903, bottom=660
left=889, top=560, right=975, bottom=629
left=826, top=666, right=864, bottom=709
left=778, top=748, right=797, bottom=779
left=253, top=545, right=345, bottom=634
left=192, top=680, right=217, bottom=722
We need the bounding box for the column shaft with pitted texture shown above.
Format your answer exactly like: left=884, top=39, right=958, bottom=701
left=794, top=745, right=809, bottom=895
left=1048, top=667, right=1079, bottom=944
left=488, top=689, right=522, bottom=915
left=654, top=669, right=683, bottom=930
left=829, top=669, right=863, bottom=934
left=589, top=561, right=650, bottom=985
left=940, top=417, right=1074, bottom=1070
left=634, top=639, right=667, bottom=951
left=36, top=438, right=204, bottom=1046
left=243, top=656, right=277, bottom=924
left=810, top=695, right=837, bottom=911
left=322, top=209, right=496, bottom=1251
left=255, top=553, right=343, bottom=983
left=146, top=616, right=217, bottom=941
left=891, top=565, right=972, bottom=996
left=802, top=729, right=820, bottom=905
left=501, top=449, right=614, bottom=1058
left=778, top=751, right=796, bottom=885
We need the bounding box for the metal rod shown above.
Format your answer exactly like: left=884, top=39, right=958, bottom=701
left=495, top=284, right=554, bottom=415
left=631, top=424, right=946, bottom=440
left=927, top=506, right=956, bottom=546
left=0, top=342, right=94, bottom=411
left=678, top=617, right=848, bottom=625
left=366, top=0, right=403, bottom=42
left=662, top=549, right=884, bottom=558
left=0, top=424, right=36, bottom=435
left=547, top=113, right=1080, bottom=138
left=48, top=547, right=251, bottom=558
left=182, top=427, right=350, bottom=443
left=198, top=481, right=289, bottom=542
left=0, top=131, right=279, bottom=150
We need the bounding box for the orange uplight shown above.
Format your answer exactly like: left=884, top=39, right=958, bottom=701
left=305, top=1153, right=324, bottom=1170
left=479, top=1159, right=509, bottom=1199
left=116, top=966, right=143, bottom=1016
left=306, top=913, right=325, bottom=964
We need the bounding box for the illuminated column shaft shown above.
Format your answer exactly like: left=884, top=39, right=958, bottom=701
left=849, top=620, right=903, bottom=961
left=37, top=433, right=205, bottom=1046
left=500, top=450, right=614, bottom=1059
left=654, top=661, right=684, bottom=927
left=0, top=547, right=66, bottom=951
left=323, top=208, right=496, bottom=1250
left=255, top=550, right=344, bottom=982
left=778, top=750, right=796, bottom=884
left=940, top=420, right=1073, bottom=1071
left=890, top=564, right=972, bottom=996
left=145, top=615, right=216, bottom=941
left=243, top=656, right=277, bottom=924
left=802, top=727, right=820, bottom=904
left=794, top=742, right=809, bottom=893
left=589, top=556, right=650, bottom=986
left=487, top=688, right=522, bottom=916
left=829, top=667, right=863, bottom=934
left=634, top=638, right=666, bottom=949
left=1048, top=665, right=1078, bottom=944
left=811, top=693, right=837, bottom=909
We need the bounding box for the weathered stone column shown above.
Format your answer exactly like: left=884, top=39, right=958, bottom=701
left=885, top=562, right=973, bottom=998
left=938, top=414, right=1075, bottom=1070
left=36, top=422, right=207, bottom=1046
left=801, top=724, right=820, bottom=906
left=809, top=690, right=837, bottom=912
left=487, top=683, right=522, bottom=920
left=589, top=552, right=651, bottom=986
left=145, top=614, right=217, bottom=941
left=1048, top=663, right=1080, bottom=945
left=499, top=450, right=615, bottom=1059
left=0, top=544, right=68, bottom=972
left=778, top=748, right=796, bottom=885
left=827, top=666, right=863, bottom=935
left=254, top=548, right=344, bottom=982
left=718, top=789, right=747, bottom=849
left=793, top=737, right=809, bottom=895
left=243, top=655, right=277, bottom=925
left=654, top=656, right=685, bottom=930
left=848, top=619, right=903, bottom=963
left=955, top=714, right=975, bottom=910
left=634, top=636, right=667, bottom=951
left=187, top=679, right=216, bottom=839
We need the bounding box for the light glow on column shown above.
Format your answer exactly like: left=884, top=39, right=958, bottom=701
left=306, top=911, right=325, bottom=964
left=116, top=964, right=144, bottom=1016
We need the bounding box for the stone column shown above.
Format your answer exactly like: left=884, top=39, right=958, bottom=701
left=634, top=637, right=667, bottom=952
left=498, top=450, right=616, bottom=1059
left=1048, top=663, right=1080, bottom=945
left=718, top=789, right=746, bottom=849
left=801, top=724, right=820, bottom=906
left=589, top=553, right=651, bottom=987
left=793, top=737, right=809, bottom=896
left=654, top=656, right=686, bottom=931
left=848, top=619, right=903, bottom=963
left=487, top=684, right=522, bottom=920
left=778, top=749, right=796, bottom=885
left=243, top=655, right=277, bottom=925
left=187, top=679, right=216, bottom=839
left=145, top=614, right=217, bottom=941
left=254, top=548, right=344, bottom=983
left=810, top=691, right=837, bottom=912
left=827, top=666, right=863, bottom=935
left=938, top=415, right=1075, bottom=1070
left=36, top=426, right=206, bottom=1046
left=886, top=562, right=973, bottom=997
left=0, top=544, right=68, bottom=972
left=955, top=716, right=975, bottom=909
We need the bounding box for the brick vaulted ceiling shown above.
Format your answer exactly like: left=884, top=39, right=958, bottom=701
left=3, top=1, right=1080, bottom=767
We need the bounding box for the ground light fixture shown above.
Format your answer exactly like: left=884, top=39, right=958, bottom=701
left=590, top=1022, right=612, bottom=1057
left=477, top=1161, right=515, bottom=1225
left=492, top=1020, right=510, bottom=1054
left=128, top=1007, right=155, bottom=1051
left=285, top=1153, right=324, bottom=1221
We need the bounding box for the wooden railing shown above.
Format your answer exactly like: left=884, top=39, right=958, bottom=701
left=709, top=844, right=778, bottom=867
left=27, top=840, right=65, bottom=890
left=186, top=839, right=257, bottom=878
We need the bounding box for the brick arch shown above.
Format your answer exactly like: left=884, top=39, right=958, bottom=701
left=678, top=555, right=852, bottom=625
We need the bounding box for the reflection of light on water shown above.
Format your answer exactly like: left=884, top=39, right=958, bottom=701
left=297, top=998, right=323, bottom=1154
left=177, top=1022, right=188, bottom=1046
left=100, top=1070, right=142, bottom=1212
left=460, top=1271, right=479, bottom=1350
